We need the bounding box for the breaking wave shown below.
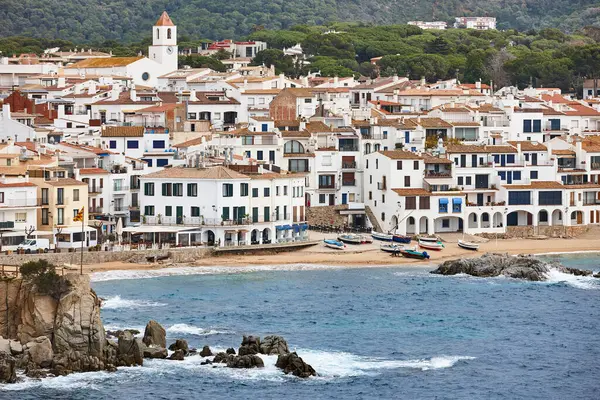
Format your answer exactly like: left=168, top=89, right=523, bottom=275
left=101, top=295, right=167, bottom=309
left=544, top=268, right=599, bottom=290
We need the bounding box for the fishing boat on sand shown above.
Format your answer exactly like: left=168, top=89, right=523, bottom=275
left=324, top=239, right=345, bottom=250
left=392, top=234, right=412, bottom=244
left=380, top=244, right=404, bottom=253
left=398, top=248, right=430, bottom=260
left=418, top=239, right=445, bottom=251
left=458, top=240, right=479, bottom=251
left=371, top=231, right=393, bottom=241
left=338, top=234, right=372, bottom=244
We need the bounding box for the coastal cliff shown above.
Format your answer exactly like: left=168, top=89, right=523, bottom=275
left=0, top=272, right=137, bottom=382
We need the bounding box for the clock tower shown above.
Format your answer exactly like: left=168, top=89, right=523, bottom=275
left=148, top=11, right=178, bottom=73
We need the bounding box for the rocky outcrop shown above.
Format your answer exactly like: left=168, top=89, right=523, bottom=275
left=23, top=336, right=53, bottom=368
left=275, top=352, right=317, bottom=378
left=116, top=331, right=144, bottom=367
left=142, top=320, right=166, bottom=349
left=168, top=339, right=189, bottom=355
left=199, top=345, right=213, bottom=357
left=260, top=335, right=289, bottom=355
left=143, top=346, right=168, bottom=359
left=212, top=352, right=264, bottom=369
left=0, top=351, right=17, bottom=383
left=238, top=335, right=260, bottom=356
left=431, top=253, right=594, bottom=281
left=168, top=349, right=185, bottom=361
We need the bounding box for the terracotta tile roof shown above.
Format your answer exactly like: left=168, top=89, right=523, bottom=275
left=446, top=144, right=489, bottom=154
left=135, top=103, right=181, bottom=113
left=282, top=130, right=311, bottom=138
left=541, top=93, right=572, bottom=104
left=552, top=149, right=576, bottom=156
left=242, top=89, right=282, bottom=95
left=250, top=116, right=274, bottom=121
left=172, top=137, right=206, bottom=148
left=59, top=142, right=116, bottom=155
left=582, top=139, right=600, bottom=153
left=459, top=83, right=491, bottom=90
left=45, top=178, right=86, bottom=186
left=503, top=181, right=564, bottom=190
left=0, top=154, right=20, bottom=159
left=353, top=77, right=398, bottom=90
left=305, top=121, right=331, bottom=133
left=0, top=166, right=28, bottom=176
left=379, top=150, right=423, bottom=160
left=0, top=182, right=36, bottom=188
left=155, top=11, right=175, bottom=26
left=247, top=172, right=307, bottom=180
left=283, top=152, right=315, bottom=157
left=101, top=126, right=144, bottom=138
left=563, top=183, right=600, bottom=189
left=406, top=117, right=453, bottom=128
left=79, top=168, right=109, bottom=175
left=143, top=166, right=247, bottom=180
left=487, top=145, right=518, bottom=154
left=508, top=141, right=547, bottom=151
left=422, top=154, right=453, bottom=164
left=564, top=104, right=600, bottom=117
left=65, top=57, right=143, bottom=69
left=275, top=120, right=300, bottom=127
left=520, top=95, right=544, bottom=103
left=221, top=127, right=277, bottom=136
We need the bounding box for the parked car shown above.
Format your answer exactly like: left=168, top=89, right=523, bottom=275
left=17, top=238, right=50, bottom=254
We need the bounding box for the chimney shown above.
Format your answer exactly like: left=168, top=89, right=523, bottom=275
left=57, top=76, right=66, bottom=88
left=88, top=81, right=97, bottom=95
left=302, top=76, right=309, bottom=87
left=421, top=76, right=426, bottom=86
left=342, top=112, right=351, bottom=127
left=129, top=84, right=137, bottom=102
left=73, top=83, right=82, bottom=95
left=393, top=75, right=399, bottom=82
left=189, top=89, right=198, bottom=101
left=516, top=142, right=522, bottom=157
left=476, top=79, right=481, bottom=90
left=393, top=89, right=399, bottom=103
left=2, top=104, right=10, bottom=120
left=269, top=64, right=275, bottom=77
left=110, top=84, right=120, bottom=101
left=243, top=79, right=248, bottom=89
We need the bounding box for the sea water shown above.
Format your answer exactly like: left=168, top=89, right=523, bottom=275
left=3, top=253, right=600, bottom=399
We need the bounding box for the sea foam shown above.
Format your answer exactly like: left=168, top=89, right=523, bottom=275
left=544, top=268, right=599, bottom=290
left=0, top=348, right=476, bottom=390
left=165, top=323, right=233, bottom=336
left=102, top=295, right=167, bottom=309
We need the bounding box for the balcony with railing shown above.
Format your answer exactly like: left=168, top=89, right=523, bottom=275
left=424, top=170, right=452, bottom=178
left=113, top=185, right=130, bottom=192
left=0, top=221, right=15, bottom=230
left=339, top=144, right=359, bottom=152
left=377, top=182, right=387, bottom=190
left=342, top=179, right=356, bottom=186
left=342, top=161, right=357, bottom=169
left=89, top=207, right=104, bottom=214
left=0, top=198, right=40, bottom=207
left=89, top=186, right=103, bottom=194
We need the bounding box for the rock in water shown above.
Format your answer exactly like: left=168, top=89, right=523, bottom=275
left=213, top=352, right=234, bottom=364
left=226, top=347, right=236, bottom=355
left=430, top=253, right=587, bottom=281
left=0, top=351, right=17, bottom=383
left=276, top=352, right=316, bottom=378
left=168, top=349, right=185, bottom=361
left=199, top=345, right=213, bottom=357
left=143, top=346, right=168, bottom=359
left=238, top=335, right=260, bottom=356
left=142, top=320, right=166, bottom=349
left=227, top=354, right=264, bottom=369
left=168, top=339, right=189, bottom=355
left=260, top=335, right=289, bottom=355
left=24, top=336, right=54, bottom=368
left=117, top=331, right=144, bottom=366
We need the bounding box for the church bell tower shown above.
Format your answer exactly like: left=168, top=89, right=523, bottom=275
left=148, top=11, right=178, bottom=73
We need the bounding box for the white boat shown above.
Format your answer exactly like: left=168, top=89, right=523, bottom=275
left=417, top=236, right=440, bottom=243
left=380, top=244, right=404, bottom=253
left=338, top=234, right=373, bottom=244
left=418, top=239, right=444, bottom=251
left=458, top=240, right=479, bottom=251
left=324, top=239, right=345, bottom=250
left=371, top=231, right=393, bottom=241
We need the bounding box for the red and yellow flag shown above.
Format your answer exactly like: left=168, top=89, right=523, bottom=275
left=73, top=207, right=85, bottom=222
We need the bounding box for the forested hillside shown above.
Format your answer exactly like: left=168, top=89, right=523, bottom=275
left=1, top=0, right=600, bottom=42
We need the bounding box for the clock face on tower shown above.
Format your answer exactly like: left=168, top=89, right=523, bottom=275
left=167, top=46, right=173, bottom=55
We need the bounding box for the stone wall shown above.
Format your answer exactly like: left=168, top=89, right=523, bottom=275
left=479, top=225, right=590, bottom=239
left=0, top=247, right=214, bottom=267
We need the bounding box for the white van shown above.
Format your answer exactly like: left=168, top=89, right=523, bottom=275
left=17, top=238, right=50, bottom=253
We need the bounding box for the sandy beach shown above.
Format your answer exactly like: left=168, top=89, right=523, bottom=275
left=82, top=230, right=600, bottom=274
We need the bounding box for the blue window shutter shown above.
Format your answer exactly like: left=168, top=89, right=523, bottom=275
left=262, top=124, right=268, bottom=132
